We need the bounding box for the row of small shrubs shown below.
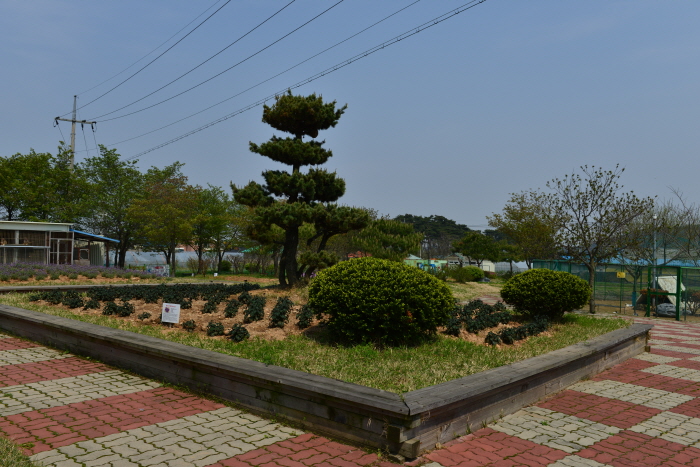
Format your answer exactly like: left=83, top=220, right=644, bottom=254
left=32, top=287, right=313, bottom=338
left=449, top=266, right=485, bottom=283
left=306, top=258, right=592, bottom=348
left=0, top=262, right=155, bottom=281
left=485, top=317, right=549, bottom=346
left=425, top=265, right=485, bottom=283
left=445, top=300, right=512, bottom=336
left=84, top=283, right=260, bottom=303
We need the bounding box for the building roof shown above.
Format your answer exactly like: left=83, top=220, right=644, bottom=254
left=71, top=229, right=120, bottom=244
left=0, top=220, right=73, bottom=232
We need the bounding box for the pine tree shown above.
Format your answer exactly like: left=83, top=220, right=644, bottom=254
left=234, top=92, right=368, bottom=286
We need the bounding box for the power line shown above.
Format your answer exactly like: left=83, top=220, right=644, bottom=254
left=63, top=0, right=232, bottom=117
left=125, top=0, right=488, bottom=161
left=81, top=120, right=91, bottom=158
left=103, top=0, right=422, bottom=149
left=90, top=0, right=345, bottom=122
left=86, top=0, right=297, bottom=122
left=92, top=125, right=100, bottom=157
left=76, top=0, right=226, bottom=97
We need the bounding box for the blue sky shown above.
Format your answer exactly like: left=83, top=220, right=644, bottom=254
left=1, top=1, right=698, bottom=229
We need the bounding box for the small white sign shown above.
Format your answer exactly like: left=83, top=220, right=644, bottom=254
left=213, top=273, right=218, bottom=277
left=161, top=303, right=181, bottom=324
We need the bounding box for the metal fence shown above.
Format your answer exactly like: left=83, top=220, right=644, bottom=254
left=533, top=260, right=700, bottom=321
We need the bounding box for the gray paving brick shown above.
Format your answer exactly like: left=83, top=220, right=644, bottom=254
left=569, top=380, right=693, bottom=410
left=491, top=407, right=620, bottom=453
left=0, top=370, right=160, bottom=416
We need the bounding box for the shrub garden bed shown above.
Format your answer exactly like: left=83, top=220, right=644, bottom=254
left=2, top=292, right=629, bottom=393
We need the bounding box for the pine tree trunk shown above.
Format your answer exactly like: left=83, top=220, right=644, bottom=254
left=282, top=225, right=300, bottom=287
left=588, top=264, right=596, bottom=313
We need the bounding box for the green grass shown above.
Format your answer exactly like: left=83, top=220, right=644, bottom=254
left=0, top=437, right=43, bottom=467
left=0, top=293, right=629, bottom=394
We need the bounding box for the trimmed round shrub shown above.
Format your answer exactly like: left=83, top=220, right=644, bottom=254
left=308, top=257, right=453, bottom=346
left=449, top=266, right=484, bottom=283
left=500, top=269, right=591, bottom=320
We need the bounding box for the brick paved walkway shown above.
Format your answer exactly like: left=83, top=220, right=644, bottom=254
left=1, top=317, right=699, bottom=466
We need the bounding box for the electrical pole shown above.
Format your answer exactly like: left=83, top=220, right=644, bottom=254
left=54, top=96, right=96, bottom=171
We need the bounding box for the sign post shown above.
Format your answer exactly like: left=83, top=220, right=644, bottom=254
left=161, top=303, right=181, bottom=324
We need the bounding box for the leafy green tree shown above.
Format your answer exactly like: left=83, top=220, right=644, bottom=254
left=234, top=92, right=368, bottom=286
left=82, top=146, right=144, bottom=268
left=487, top=191, right=560, bottom=268
left=210, top=197, right=255, bottom=273
left=394, top=214, right=471, bottom=259
left=353, top=218, right=422, bottom=262
left=493, top=241, right=524, bottom=273
left=542, top=165, right=653, bottom=313
left=452, top=231, right=499, bottom=267
left=189, top=185, right=233, bottom=274
left=129, top=163, right=197, bottom=276
left=0, top=145, right=89, bottom=223
left=0, top=152, right=40, bottom=220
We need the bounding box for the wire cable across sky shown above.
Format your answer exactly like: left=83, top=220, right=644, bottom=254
left=60, top=0, right=232, bottom=118
left=125, top=0, right=488, bottom=161
left=103, top=0, right=422, bottom=150
left=75, top=0, right=226, bottom=97
left=89, top=0, right=345, bottom=122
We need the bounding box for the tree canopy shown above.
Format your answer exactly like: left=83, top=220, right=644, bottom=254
left=234, top=92, right=368, bottom=286
left=542, top=165, right=654, bottom=313
left=487, top=191, right=560, bottom=268
left=353, top=218, right=422, bottom=262
left=393, top=214, right=471, bottom=259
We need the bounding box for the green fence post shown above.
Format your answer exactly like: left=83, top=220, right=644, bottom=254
left=646, top=266, right=651, bottom=318
left=677, top=266, right=682, bottom=322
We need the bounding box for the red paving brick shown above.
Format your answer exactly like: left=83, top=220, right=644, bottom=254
left=670, top=397, right=700, bottom=419
left=0, top=337, right=40, bottom=351
left=669, top=359, right=700, bottom=371
left=538, top=390, right=662, bottom=429
left=206, top=434, right=393, bottom=467
left=673, top=342, right=700, bottom=351
left=590, top=357, right=658, bottom=382
left=651, top=348, right=700, bottom=359
left=593, top=364, right=700, bottom=396
left=423, top=428, right=568, bottom=467
left=577, top=430, right=700, bottom=466
left=0, top=357, right=111, bottom=387
left=0, top=387, right=225, bottom=454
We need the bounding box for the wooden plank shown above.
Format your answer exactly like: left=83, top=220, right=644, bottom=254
left=403, top=325, right=650, bottom=413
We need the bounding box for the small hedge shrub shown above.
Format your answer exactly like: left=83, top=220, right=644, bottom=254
left=500, top=268, right=590, bottom=320
left=243, top=296, right=266, bottom=323
left=228, top=324, right=250, bottom=342
left=449, top=266, right=484, bottom=283
left=270, top=297, right=293, bottom=328
left=296, top=304, right=314, bottom=329
left=182, top=320, right=197, bottom=332
left=206, top=321, right=225, bottom=336
left=308, top=257, right=453, bottom=346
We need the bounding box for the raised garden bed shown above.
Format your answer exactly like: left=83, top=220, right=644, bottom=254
left=1, top=285, right=631, bottom=392
left=0, top=301, right=651, bottom=459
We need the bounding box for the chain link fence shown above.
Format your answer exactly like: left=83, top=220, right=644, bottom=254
left=533, top=260, right=700, bottom=321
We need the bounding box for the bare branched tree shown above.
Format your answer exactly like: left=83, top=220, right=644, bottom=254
left=543, top=165, right=654, bottom=313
